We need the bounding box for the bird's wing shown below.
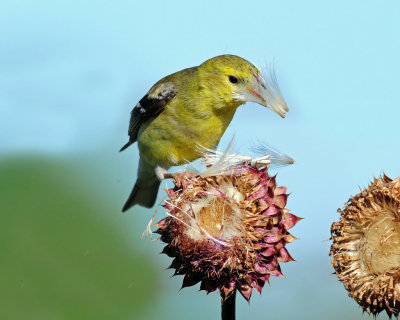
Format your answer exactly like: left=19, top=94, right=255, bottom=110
left=120, top=81, right=176, bottom=151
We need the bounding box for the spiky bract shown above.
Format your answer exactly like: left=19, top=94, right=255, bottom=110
left=156, top=164, right=299, bottom=302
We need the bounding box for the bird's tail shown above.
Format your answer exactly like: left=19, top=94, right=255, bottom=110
left=122, top=159, right=161, bottom=211
left=119, top=140, right=133, bottom=152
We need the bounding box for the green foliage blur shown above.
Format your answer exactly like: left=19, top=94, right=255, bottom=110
left=0, top=156, right=158, bottom=320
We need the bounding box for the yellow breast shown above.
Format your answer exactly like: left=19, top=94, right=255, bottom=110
left=138, top=101, right=240, bottom=168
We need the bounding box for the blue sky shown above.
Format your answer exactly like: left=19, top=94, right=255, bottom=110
left=2, top=1, right=400, bottom=319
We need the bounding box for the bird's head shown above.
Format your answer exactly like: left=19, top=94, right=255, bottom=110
left=199, top=55, right=288, bottom=118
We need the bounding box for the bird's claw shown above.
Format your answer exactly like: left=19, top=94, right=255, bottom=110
left=155, top=166, right=197, bottom=189
left=171, top=172, right=198, bottom=189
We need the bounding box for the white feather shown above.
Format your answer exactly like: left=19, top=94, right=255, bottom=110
left=250, top=141, right=295, bottom=168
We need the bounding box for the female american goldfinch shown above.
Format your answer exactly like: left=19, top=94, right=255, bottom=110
left=121, top=54, right=288, bottom=211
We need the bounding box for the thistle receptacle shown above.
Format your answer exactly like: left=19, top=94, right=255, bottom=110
left=156, top=157, right=299, bottom=302
left=331, top=175, right=400, bottom=317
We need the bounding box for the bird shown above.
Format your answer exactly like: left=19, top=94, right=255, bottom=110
left=120, top=54, right=288, bottom=211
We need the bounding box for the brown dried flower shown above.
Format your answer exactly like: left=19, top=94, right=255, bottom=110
left=156, top=162, right=299, bottom=302
left=331, top=175, right=400, bottom=317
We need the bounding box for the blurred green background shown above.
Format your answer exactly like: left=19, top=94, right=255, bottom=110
left=0, top=156, right=158, bottom=319
left=2, top=0, right=400, bottom=319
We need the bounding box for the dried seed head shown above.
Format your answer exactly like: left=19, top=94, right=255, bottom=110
left=156, top=163, right=300, bottom=302
left=330, top=175, right=400, bottom=317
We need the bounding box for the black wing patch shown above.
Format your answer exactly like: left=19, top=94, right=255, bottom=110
left=120, top=81, right=176, bottom=152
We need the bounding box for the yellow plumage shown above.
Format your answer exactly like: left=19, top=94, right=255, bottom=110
left=121, top=55, right=288, bottom=210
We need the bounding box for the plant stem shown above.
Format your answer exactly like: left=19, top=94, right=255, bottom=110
left=221, top=290, right=236, bottom=320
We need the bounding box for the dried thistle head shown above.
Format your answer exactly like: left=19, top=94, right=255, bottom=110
left=330, top=175, right=400, bottom=317
left=156, top=162, right=299, bottom=302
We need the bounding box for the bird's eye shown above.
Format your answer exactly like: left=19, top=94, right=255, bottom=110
left=228, top=75, right=238, bottom=84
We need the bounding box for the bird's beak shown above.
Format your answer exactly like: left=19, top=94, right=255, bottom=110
left=245, top=74, right=289, bottom=118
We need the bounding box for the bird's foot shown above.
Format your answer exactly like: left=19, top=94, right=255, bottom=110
left=155, top=166, right=197, bottom=188
left=172, top=172, right=198, bottom=189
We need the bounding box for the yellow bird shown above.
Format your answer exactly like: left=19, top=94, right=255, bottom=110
left=121, top=54, right=288, bottom=211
